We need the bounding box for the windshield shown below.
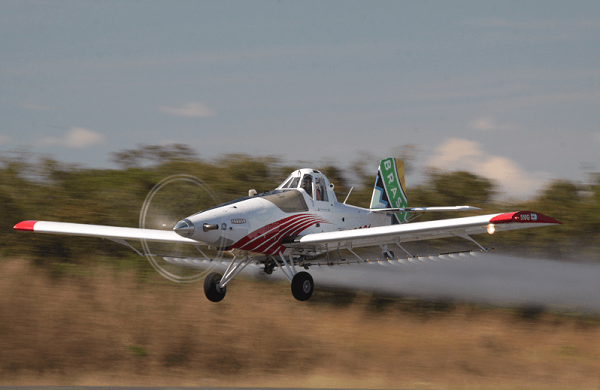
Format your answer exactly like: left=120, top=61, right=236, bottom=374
left=262, top=190, right=309, bottom=213
left=278, top=172, right=301, bottom=189
left=277, top=171, right=315, bottom=198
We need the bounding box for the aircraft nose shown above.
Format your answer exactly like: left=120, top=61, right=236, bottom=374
left=173, top=219, right=195, bottom=238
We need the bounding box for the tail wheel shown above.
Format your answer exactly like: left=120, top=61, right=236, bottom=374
left=204, top=272, right=226, bottom=302
left=291, top=271, right=314, bottom=301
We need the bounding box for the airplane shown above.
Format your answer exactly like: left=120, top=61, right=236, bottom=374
left=14, top=158, right=561, bottom=302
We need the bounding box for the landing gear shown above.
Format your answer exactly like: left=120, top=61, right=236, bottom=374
left=380, top=244, right=395, bottom=260
left=203, top=252, right=253, bottom=302
left=263, top=259, right=275, bottom=275
left=291, top=271, right=314, bottom=301
left=274, top=253, right=315, bottom=301
left=203, top=251, right=316, bottom=302
left=204, top=272, right=226, bottom=302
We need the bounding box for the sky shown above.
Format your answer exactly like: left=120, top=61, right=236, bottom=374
left=1, top=0, right=600, bottom=199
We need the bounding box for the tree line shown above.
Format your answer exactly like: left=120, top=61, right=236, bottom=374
left=1, top=144, right=598, bottom=273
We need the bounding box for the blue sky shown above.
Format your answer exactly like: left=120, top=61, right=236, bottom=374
left=2, top=1, right=599, bottom=198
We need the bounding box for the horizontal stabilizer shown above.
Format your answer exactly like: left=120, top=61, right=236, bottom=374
left=370, top=206, right=481, bottom=214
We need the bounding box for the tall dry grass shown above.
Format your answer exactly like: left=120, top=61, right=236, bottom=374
left=1, top=258, right=600, bottom=389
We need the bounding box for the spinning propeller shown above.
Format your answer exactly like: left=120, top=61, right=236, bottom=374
left=139, top=174, right=225, bottom=283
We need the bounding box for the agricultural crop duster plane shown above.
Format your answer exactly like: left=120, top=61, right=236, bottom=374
left=14, top=158, right=561, bottom=302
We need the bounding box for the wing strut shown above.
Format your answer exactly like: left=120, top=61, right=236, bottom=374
left=395, top=242, right=414, bottom=258
left=107, top=238, right=144, bottom=257
left=347, top=248, right=367, bottom=263
left=452, top=232, right=488, bottom=251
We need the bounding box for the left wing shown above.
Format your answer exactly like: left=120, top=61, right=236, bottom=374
left=13, top=220, right=200, bottom=244
left=283, top=211, right=560, bottom=251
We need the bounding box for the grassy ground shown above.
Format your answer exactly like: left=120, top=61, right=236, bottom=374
left=1, top=258, right=600, bottom=389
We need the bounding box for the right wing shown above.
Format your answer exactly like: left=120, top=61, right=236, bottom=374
left=13, top=220, right=200, bottom=245
left=283, top=211, right=561, bottom=252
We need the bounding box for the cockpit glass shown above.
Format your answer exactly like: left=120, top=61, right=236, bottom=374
left=289, top=177, right=300, bottom=188
left=279, top=175, right=294, bottom=188
left=315, top=177, right=328, bottom=202
left=278, top=172, right=302, bottom=189
left=300, top=174, right=313, bottom=198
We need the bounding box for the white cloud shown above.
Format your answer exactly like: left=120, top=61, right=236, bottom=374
left=158, top=102, right=216, bottom=118
left=469, top=116, right=520, bottom=132
left=36, top=127, right=105, bottom=149
left=65, top=127, right=105, bottom=148
left=427, top=138, right=549, bottom=199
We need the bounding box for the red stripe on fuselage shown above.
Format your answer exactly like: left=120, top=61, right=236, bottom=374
left=254, top=217, right=322, bottom=254
left=241, top=215, right=318, bottom=254
left=262, top=217, right=328, bottom=255
left=232, top=214, right=327, bottom=255
left=233, top=214, right=309, bottom=249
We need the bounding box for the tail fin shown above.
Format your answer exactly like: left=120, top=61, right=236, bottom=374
left=370, top=158, right=408, bottom=223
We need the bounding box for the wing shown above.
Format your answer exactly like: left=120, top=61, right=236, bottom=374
left=13, top=220, right=200, bottom=245
left=283, top=211, right=561, bottom=251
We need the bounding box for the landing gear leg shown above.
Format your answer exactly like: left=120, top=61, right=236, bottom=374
left=203, top=252, right=252, bottom=302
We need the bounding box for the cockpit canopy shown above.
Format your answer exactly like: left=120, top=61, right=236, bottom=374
left=277, top=169, right=335, bottom=202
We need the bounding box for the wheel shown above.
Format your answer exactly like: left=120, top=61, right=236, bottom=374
left=204, top=272, right=226, bottom=302
left=263, top=261, right=274, bottom=275
left=291, top=272, right=314, bottom=301
left=383, top=251, right=395, bottom=260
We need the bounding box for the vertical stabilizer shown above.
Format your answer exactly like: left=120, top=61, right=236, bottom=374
left=370, top=158, right=408, bottom=223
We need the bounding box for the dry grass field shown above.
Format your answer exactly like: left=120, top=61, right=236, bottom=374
left=1, top=258, right=600, bottom=389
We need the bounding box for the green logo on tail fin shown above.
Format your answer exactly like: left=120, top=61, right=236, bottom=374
left=370, top=158, right=408, bottom=223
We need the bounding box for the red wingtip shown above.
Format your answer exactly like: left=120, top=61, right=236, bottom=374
left=490, top=211, right=562, bottom=225
left=14, top=220, right=38, bottom=231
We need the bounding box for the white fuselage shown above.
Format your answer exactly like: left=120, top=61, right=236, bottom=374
left=174, top=169, right=392, bottom=257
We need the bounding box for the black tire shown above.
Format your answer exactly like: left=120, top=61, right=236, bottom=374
left=263, top=261, right=274, bottom=275
left=291, top=272, right=314, bottom=301
left=204, top=272, right=226, bottom=302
